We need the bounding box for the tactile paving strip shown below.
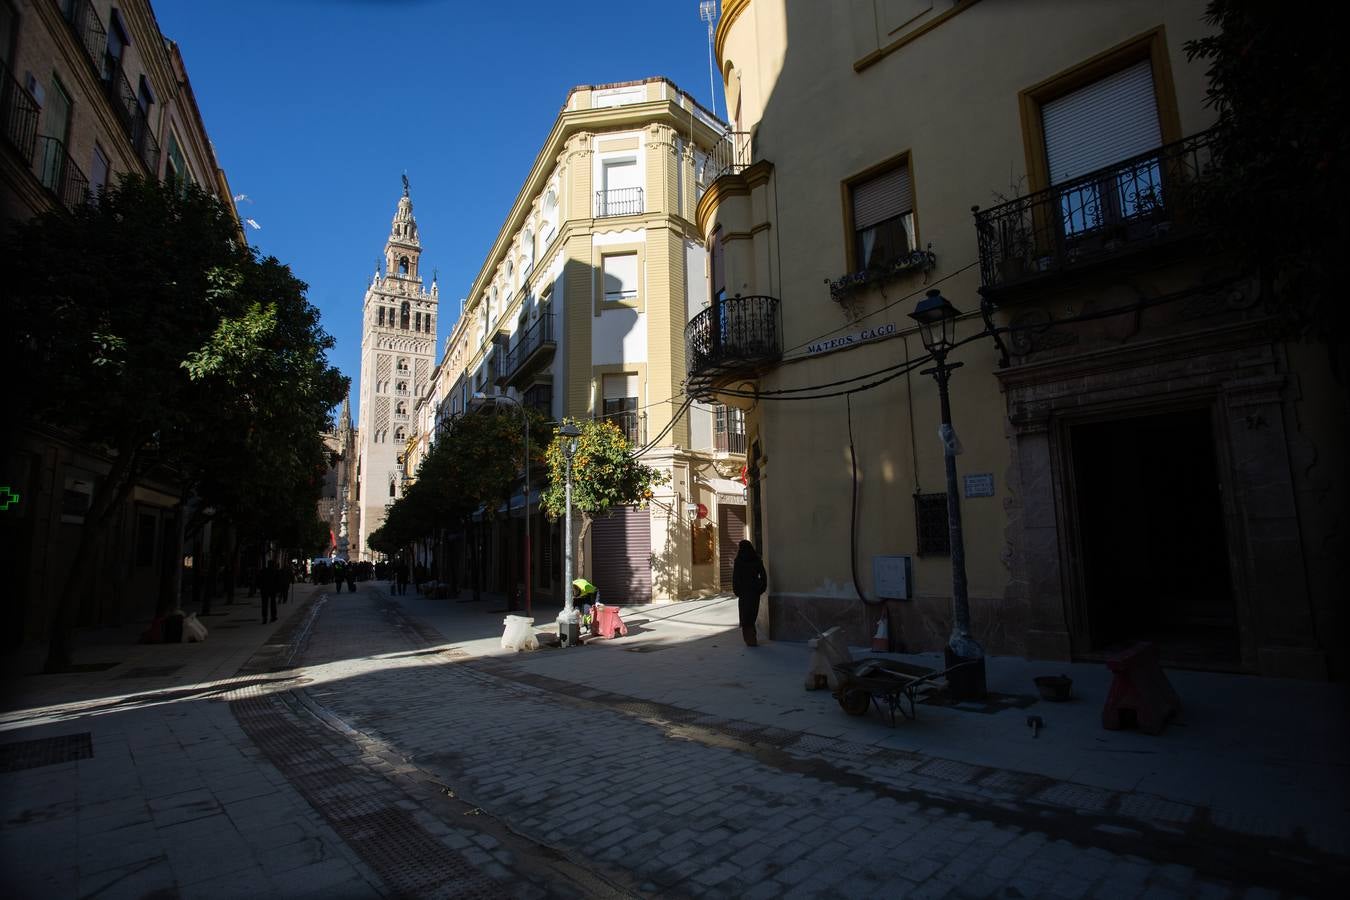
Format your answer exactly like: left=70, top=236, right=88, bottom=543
left=0, top=732, right=93, bottom=772
left=232, top=690, right=504, bottom=899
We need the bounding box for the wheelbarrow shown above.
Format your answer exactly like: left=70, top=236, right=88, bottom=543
left=831, top=657, right=981, bottom=726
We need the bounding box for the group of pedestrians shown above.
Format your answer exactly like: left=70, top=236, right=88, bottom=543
left=257, top=560, right=293, bottom=624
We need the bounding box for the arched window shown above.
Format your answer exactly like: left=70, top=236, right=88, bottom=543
left=378, top=307, right=385, bottom=326
left=396, top=380, right=407, bottom=393
left=396, top=401, right=407, bottom=415
left=505, top=259, right=514, bottom=290
left=388, top=479, right=396, bottom=498
left=399, top=256, right=410, bottom=275
left=400, top=302, right=410, bottom=330
left=397, top=357, right=409, bottom=372
left=542, top=190, right=559, bottom=243
left=394, top=427, right=405, bottom=441
left=522, top=227, right=535, bottom=273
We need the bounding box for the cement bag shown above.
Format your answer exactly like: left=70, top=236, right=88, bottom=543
left=183, top=613, right=209, bottom=643
left=501, top=616, right=538, bottom=652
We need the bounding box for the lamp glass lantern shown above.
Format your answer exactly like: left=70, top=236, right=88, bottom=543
left=908, top=289, right=961, bottom=354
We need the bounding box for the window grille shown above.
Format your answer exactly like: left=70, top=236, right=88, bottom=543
left=914, top=492, right=950, bottom=556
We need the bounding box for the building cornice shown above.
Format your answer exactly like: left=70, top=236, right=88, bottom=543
left=463, top=95, right=729, bottom=316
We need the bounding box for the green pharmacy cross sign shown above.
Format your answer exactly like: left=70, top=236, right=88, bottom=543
left=0, top=486, right=19, bottom=511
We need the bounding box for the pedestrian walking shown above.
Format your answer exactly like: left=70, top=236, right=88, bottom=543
left=395, top=559, right=409, bottom=596
left=345, top=561, right=356, bottom=593
left=260, top=561, right=280, bottom=624
left=732, top=540, right=767, bottom=647
left=332, top=559, right=346, bottom=593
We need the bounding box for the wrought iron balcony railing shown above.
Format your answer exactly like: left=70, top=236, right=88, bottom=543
left=504, top=314, right=556, bottom=385
left=685, top=295, right=782, bottom=388
left=62, top=0, right=108, bottom=74
left=715, top=430, right=748, bottom=455
left=104, top=65, right=160, bottom=175
left=35, top=136, right=90, bottom=212
left=974, top=129, right=1216, bottom=296
left=706, top=130, right=752, bottom=183
left=595, top=186, right=643, bottom=218
left=1, top=66, right=39, bottom=164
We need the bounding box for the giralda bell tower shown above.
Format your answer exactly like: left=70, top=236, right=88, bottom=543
left=355, top=176, right=438, bottom=559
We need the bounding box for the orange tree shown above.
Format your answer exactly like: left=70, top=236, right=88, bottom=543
left=540, top=417, right=666, bottom=580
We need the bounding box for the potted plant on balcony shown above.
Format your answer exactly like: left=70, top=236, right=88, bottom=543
left=826, top=245, right=937, bottom=319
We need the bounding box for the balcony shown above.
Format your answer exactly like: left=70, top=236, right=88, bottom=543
left=1, top=67, right=39, bottom=164
left=715, top=430, right=748, bottom=455
left=975, top=130, right=1216, bottom=301
left=61, top=0, right=161, bottom=175
left=62, top=0, right=107, bottom=73
left=36, top=136, right=90, bottom=212
left=706, top=131, right=752, bottom=183
left=504, top=314, right=556, bottom=387
left=595, top=186, right=643, bottom=218
left=685, top=295, right=782, bottom=396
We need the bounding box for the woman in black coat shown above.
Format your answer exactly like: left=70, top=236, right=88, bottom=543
left=731, top=540, right=767, bottom=647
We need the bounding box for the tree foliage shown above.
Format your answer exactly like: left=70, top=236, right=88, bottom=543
left=4, top=175, right=346, bottom=665
left=540, top=418, right=666, bottom=521
left=1184, top=1, right=1350, bottom=366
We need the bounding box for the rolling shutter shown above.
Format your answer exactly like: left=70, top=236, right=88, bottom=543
left=591, top=507, right=652, bottom=604
left=852, top=165, right=912, bottom=229
left=719, top=504, right=746, bottom=590
left=1043, top=60, right=1161, bottom=185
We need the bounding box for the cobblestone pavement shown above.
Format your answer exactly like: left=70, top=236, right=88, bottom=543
left=280, top=590, right=1343, bottom=899
left=3, top=584, right=1343, bottom=898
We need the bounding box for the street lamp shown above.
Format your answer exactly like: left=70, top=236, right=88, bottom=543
left=474, top=392, right=531, bottom=616
left=558, top=421, right=583, bottom=644
left=909, top=289, right=986, bottom=698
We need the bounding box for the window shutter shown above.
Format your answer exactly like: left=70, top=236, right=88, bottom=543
left=603, top=373, right=638, bottom=402
left=852, top=165, right=912, bottom=230
left=603, top=159, right=640, bottom=191
left=603, top=253, right=639, bottom=300
left=1043, top=60, right=1161, bottom=184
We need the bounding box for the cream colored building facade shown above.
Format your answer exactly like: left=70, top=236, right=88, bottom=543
left=698, top=0, right=1347, bottom=677
left=421, top=77, right=751, bottom=604
left=354, top=184, right=440, bottom=560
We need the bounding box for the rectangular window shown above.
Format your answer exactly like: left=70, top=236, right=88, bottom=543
left=103, top=9, right=129, bottom=82
left=40, top=74, right=72, bottom=193
left=602, top=253, right=639, bottom=303
left=415, top=311, right=421, bottom=331
left=598, top=158, right=642, bottom=216
left=1043, top=59, right=1163, bottom=235
left=914, top=492, right=950, bottom=556
left=89, top=143, right=110, bottom=197
left=165, top=132, right=190, bottom=190
left=378, top=307, right=385, bottom=326
left=601, top=373, right=640, bottom=445
left=1, top=2, right=18, bottom=72
left=714, top=405, right=746, bottom=454
left=850, top=163, right=914, bottom=271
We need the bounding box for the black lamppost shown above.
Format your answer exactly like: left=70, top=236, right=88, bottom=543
left=559, top=421, right=583, bottom=645
left=909, top=288, right=986, bottom=698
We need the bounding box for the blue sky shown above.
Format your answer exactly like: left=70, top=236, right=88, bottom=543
left=152, top=0, right=726, bottom=419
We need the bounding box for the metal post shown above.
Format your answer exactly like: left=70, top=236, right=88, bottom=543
left=561, top=451, right=574, bottom=624
left=523, top=406, right=531, bottom=617
left=935, top=360, right=975, bottom=653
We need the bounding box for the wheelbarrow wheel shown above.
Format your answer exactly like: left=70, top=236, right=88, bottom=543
left=840, top=689, right=870, bottom=716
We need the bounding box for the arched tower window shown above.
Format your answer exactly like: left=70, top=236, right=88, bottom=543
left=378, top=307, right=385, bottom=326
left=396, top=401, right=407, bottom=415
left=399, top=256, right=410, bottom=275
left=394, top=427, right=405, bottom=441
left=389, top=479, right=396, bottom=498
left=400, top=302, right=410, bottom=330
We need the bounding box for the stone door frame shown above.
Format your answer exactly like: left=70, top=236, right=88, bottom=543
left=1000, top=319, right=1325, bottom=677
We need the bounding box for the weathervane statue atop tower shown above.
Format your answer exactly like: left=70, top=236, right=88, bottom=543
left=402, top=172, right=410, bottom=197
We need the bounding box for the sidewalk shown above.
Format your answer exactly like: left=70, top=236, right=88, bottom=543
left=0, top=583, right=383, bottom=899
left=390, top=584, right=1350, bottom=857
